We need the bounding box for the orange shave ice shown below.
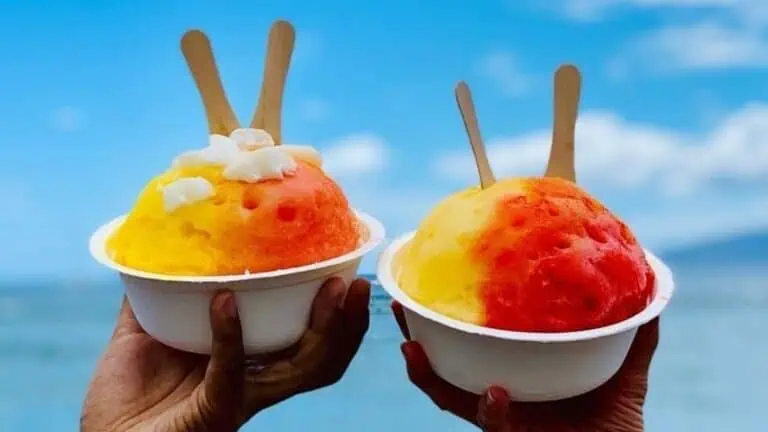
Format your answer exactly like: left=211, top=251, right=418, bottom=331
left=107, top=129, right=360, bottom=276
left=397, top=177, right=655, bottom=333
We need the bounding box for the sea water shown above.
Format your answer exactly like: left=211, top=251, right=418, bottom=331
left=0, top=264, right=766, bottom=431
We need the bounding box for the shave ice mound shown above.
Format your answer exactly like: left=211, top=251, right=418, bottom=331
left=397, top=176, right=655, bottom=333
left=107, top=128, right=362, bottom=276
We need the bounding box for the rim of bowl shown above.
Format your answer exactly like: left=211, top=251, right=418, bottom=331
left=377, top=231, right=675, bottom=343
left=89, top=209, right=386, bottom=283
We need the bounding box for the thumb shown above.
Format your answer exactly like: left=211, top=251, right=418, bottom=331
left=198, top=291, right=245, bottom=428
left=112, top=296, right=144, bottom=338
left=477, top=386, right=511, bottom=432
left=622, top=317, right=660, bottom=375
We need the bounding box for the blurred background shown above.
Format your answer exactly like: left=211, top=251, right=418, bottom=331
left=1, top=0, right=767, bottom=430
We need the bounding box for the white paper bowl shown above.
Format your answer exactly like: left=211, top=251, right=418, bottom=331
left=90, top=209, right=385, bottom=355
left=377, top=231, right=674, bottom=402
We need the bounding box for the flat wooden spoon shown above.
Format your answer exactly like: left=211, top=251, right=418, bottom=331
left=181, top=30, right=239, bottom=135
left=545, top=64, right=581, bottom=182
left=455, top=81, right=496, bottom=189
left=250, top=20, right=296, bottom=145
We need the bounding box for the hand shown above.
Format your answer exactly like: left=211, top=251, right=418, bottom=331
left=81, top=277, right=370, bottom=432
left=392, top=301, right=659, bottom=432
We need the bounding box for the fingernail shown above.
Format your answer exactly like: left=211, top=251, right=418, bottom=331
left=486, top=390, right=495, bottom=404
left=333, top=285, right=345, bottom=307
left=488, top=386, right=507, bottom=404
left=327, top=279, right=345, bottom=307
left=401, top=341, right=419, bottom=357
left=219, top=292, right=238, bottom=319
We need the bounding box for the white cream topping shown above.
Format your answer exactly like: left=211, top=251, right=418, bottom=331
left=161, top=177, right=215, bottom=212
left=165, top=129, right=324, bottom=212
left=223, top=147, right=297, bottom=182
left=172, top=134, right=240, bottom=168
left=229, top=127, right=275, bottom=150
left=279, top=145, right=322, bottom=168
left=172, top=128, right=321, bottom=174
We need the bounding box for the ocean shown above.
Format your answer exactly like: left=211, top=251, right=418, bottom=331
left=0, top=263, right=766, bottom=431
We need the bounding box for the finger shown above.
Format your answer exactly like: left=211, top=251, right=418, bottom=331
left=309, top=278, right=346, bottom=333
left=477, top=386, right=511, bottom=432
left=243, top=278, right=371, bottom=409
left=401, top=341, right=479, bottom=422
left=246, top=277, right=347, bottom=372
left=326, top=278, right=370, bottom=377
left=289, top=278, right=368, bottom=370
left=294, top=278, right=370, bottom=386
left=201, top=291, right=245, bottom=424
left=622, top=317, right=660, bottom=375
left=391, top=301, right=411, bottom=340
left=344, top=278, right=371, bottom=313
left=262, top=279, right=369, bottom=378
left=112, top=296, right=144, bottom=338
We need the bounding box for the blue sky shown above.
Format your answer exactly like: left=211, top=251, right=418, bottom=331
left=1, top=0, right=767, bottom=281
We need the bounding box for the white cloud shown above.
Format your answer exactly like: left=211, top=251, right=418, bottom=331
left=299, top=98, right=330, bottom=122
left=631, top=195, right=768, bottom=250
left=558, top=0, right=621, bottom=21
left=618, top=22, right=768, bottom=71
left=549, top=0, right=768, bottom=71
left=433, top=103, right=768, bottom=195
left=476, top=51, right=531, bottom=97
left=321, top=133, right=389, bottom=177
left=558, top=0, right=744, bottom=21
left=51, top=106, right=85, bottom=132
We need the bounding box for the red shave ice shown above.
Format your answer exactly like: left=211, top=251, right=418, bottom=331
left=398, top=177, right=655, bottom=333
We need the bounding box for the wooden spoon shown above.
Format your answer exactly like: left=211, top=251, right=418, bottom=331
left=250, top=20, right=296, bottom=145
left=455, top=81, right=496, bottom=189
left=181, top=30, right=239, bottom=135
left=545, top=64, right=581, bottom=182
